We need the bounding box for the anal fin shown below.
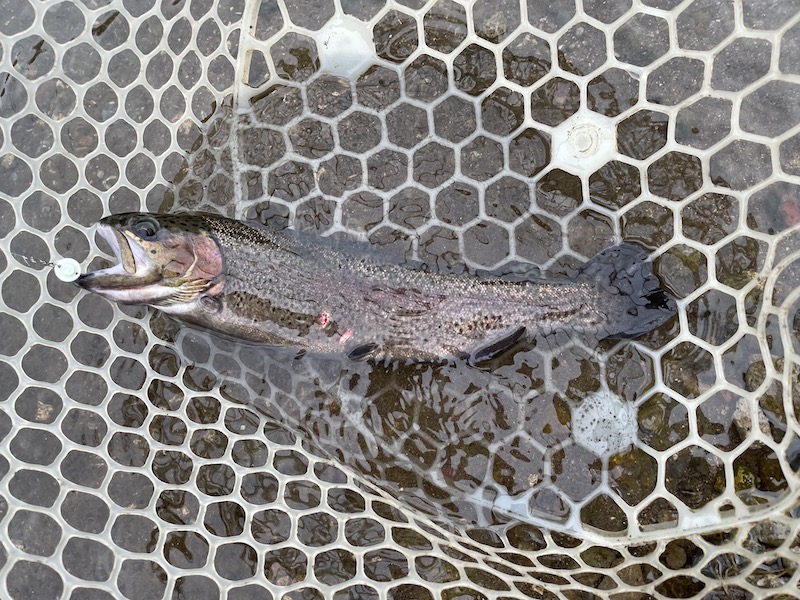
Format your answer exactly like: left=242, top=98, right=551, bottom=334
left=470, top=326, right=526, bottom=363
left=346, top=342, right=379, bottom=362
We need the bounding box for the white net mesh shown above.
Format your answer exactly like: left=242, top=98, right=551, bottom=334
left=1, top=0, right=799, bottom=598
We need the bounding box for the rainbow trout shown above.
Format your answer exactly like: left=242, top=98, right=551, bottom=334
left=77, top=212, right=676, bottom=361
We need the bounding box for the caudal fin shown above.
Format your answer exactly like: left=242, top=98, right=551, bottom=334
left=581, top=243, right=677, bottom=340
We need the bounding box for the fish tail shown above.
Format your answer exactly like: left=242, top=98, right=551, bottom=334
left=582, top=243, right=677, bottom=339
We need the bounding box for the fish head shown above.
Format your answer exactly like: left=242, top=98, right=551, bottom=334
left=76, top=212, right=224, bottom=307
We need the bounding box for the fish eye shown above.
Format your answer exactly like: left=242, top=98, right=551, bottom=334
left=131, top=216, right=160, bottom=239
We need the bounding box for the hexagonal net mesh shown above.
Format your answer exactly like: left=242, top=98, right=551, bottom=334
left=1, top=0, right=800, bottom=598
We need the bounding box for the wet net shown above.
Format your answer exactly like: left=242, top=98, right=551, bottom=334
left=1, top=0, right=800, bottom=598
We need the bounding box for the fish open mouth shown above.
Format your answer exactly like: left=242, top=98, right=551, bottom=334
left=100, top=225, right=138, bottom=274
left=76, top=224, right=156, bottom=289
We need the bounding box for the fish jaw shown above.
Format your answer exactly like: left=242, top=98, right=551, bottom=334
left=76, top=223, right=168, bottom=304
